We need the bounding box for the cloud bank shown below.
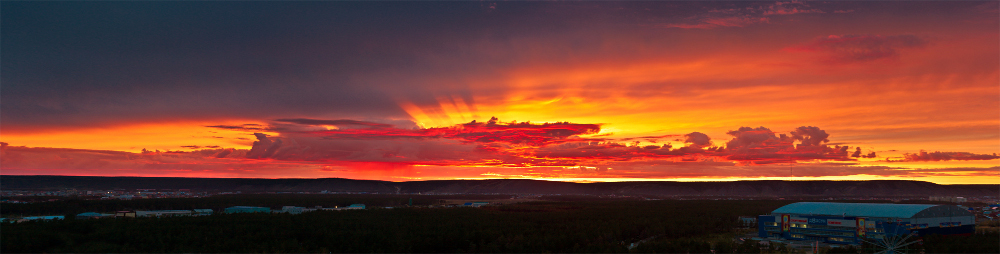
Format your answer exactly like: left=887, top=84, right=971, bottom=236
left=6, top=117, right=993, bottom=180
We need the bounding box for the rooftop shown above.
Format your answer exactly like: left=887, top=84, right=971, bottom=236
left=771, top=202, right=938, bottom=218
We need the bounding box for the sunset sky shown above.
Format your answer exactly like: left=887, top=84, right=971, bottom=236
left=2, top=1, right=998, bottom=184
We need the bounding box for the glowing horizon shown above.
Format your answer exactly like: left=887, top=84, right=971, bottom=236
left=2, top=1, right=998, bottom=184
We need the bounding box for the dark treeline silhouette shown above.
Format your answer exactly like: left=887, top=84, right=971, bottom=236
left=4, top=175, right=998, bottom=197
left=922, top=232, right=1000, bottom=253
left=1, top=194, right=506, bottom=217
left=4, top=199, right=996, bottom=253
left=3, top=200, right=788, bottom=253
left=825, top=232, right=1000, bottom=254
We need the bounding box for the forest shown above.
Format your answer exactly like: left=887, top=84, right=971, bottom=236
left=2, top=197, right=996, bottom=253
left=4, top=199, right=783, bottom=253
left=1, top=194, right=508, bottom=217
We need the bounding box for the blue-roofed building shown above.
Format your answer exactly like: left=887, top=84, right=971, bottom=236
left=136, top=210, right=194, bottom=217
left=76, top=212, right=113, bottom=219
left=758, top=202, right=974, bottom=245
left=279, top=206, right=307, bottom=214
left=18, top=216, right=64, bottom=222
left=224, top=206, right=271, bottom=214
left=193, top=209, right=213, bottom=216
left=463, top=202, right=490, bottom=207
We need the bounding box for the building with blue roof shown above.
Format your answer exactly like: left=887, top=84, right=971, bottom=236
left=464, top=202, right=490, bottom=207
left=224, top=206, right=271, bottom=214
left=18, top=216, right=64, bottom=222
left=758, top=202, right=974, bottom=245
left=137, top=210, right=192, bottom=217
left=76, top=212, right=113, bottom=219
left=193, top=209, right=213, bottom=216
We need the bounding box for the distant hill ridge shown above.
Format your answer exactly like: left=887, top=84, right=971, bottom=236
left=2, top=175, right=997, bottom=197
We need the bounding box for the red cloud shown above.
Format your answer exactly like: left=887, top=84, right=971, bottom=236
left=900, top=150, right=1000, bottom=162
left=720, top=126, right=848, bottom=164
left=304, top=117, right=602, bottom=147
left=239, top=123, right=855, bottom=166
left=0, top=143, right=269, bottom=178
left=204, top=123, right=279, bottom=132
left=4, top=117, right=999, bottom=180
left=5, top=118, right=997, bottom=181
left=763, top=1, right=825, bottom=16
left=19, top=119, right=996, bottom=175
left=225, top=117, right=604, bottom=168
left=788, top=34, right=928, bottom=64
left=851, top=147, right=877, bottom=159
left=664, top=1, right=833, bottom=29
left=273, top=118, right=394, bottom=129
left=534, top=126, right=850, bottom=165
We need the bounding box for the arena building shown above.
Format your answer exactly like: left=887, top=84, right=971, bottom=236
left=758, top=202, right=974, bottom=245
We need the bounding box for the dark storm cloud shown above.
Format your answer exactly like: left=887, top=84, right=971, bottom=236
left=3, top=1, right=899, bottom=132
left=246, top=133, right=283, bottom=159
left=0, top=1, right=554, bottom=130
left=3, top=1, right=739, bottom=132
left=1, top=2, right=397, bottom=129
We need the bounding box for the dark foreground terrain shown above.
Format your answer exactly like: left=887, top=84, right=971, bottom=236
left=3, top=198, right=997, bottom=253
left=1, top=193, right=502, bottom=216
left=5, top=175, right=998, bottom=197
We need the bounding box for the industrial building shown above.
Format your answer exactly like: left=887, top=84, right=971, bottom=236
left=18, top=216, right=64, bottom=222
left=224, top=206, right=272, bottom=214
left=758, top=202, right=975, bottom=245
left=929, top=196, right=968, bottom=203
left=115, top=211, right=136, bottom=218
left=136, top=210, right=194, bottom=217
left=279, top=206, right=307, bottom=214
left=464, top=202, right=490, bottom=207
left=76, top=212, right=113, bottom=219
left=340, top=204, right=365, bottom=210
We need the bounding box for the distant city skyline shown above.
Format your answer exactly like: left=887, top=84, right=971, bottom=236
left=2, top=1, right=998, bottom=184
